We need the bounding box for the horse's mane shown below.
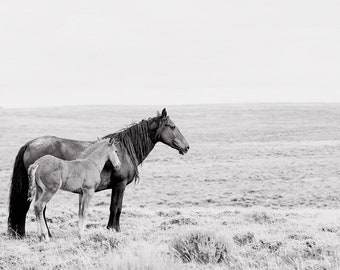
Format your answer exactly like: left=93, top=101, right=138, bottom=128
left=103, top=118, right=156, bottom=181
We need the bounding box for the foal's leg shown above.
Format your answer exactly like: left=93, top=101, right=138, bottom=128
left=78, top=188, right=95, bottom=236
left=78, top=193, right=83, bottom=234
left=35, top=190, right=55, bottom=241
left=34, top=196, right=47, bottom=241
left=34, top=188, right=44, bottom=239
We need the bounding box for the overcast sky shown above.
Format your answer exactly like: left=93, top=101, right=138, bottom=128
left=0, top=0, right=339, bottom=107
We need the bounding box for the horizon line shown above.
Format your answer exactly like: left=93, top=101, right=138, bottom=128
left=2, top=101, right=340, bottom=109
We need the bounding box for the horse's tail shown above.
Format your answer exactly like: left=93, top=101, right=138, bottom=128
left=8, top=143, right=31, bottom=238
left=27, top=164, right=38, bottom=202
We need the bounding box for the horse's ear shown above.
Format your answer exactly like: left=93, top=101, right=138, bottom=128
left=97, top=137, right=101, bottom=141
left=161, top=108, right=167, bottom=118
left=157, top=110, right=161, bottom=117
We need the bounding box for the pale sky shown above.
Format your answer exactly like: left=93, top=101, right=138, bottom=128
left=0, top=0, right=339, bottom=107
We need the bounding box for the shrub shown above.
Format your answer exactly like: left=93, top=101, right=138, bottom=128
left=171, top=230, right=229, bottom=264
left=80, top=230, right=122, bottom=250
left=233, top=232, right=255, bottom=245
left=248, top=211, right=273, bottom=224
left=160, top=217, right=197, bottom=230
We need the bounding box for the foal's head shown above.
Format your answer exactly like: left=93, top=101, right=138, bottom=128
left=106, top=138, right=121, bottom=170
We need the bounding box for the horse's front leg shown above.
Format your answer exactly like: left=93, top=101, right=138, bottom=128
left=107, top=180, right=127, bottom=232
left=78, top=188, right=94, bottom=236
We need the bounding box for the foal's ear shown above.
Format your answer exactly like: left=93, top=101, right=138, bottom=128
left=161, top=108, right=167, bottom=118
left=97, top=137, right=101, bottom=141
left=157, top=110, right=161, bottom=117
left=108, top=137, right=115, bottom=146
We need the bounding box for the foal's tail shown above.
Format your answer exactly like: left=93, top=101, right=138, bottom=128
left=27, top=164, right=39, bottom=202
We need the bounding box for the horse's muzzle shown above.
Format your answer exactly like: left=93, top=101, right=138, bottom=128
left=174, top=141, right=189, bottom=155
left=180, top=144, right=190, bottom=155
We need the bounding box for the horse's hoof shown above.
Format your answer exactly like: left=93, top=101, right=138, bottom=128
left=8, top=229, right=25, bottom=239
left=39, top=234, right=45, bottom=241
left=106, top=225, right=114, bottom=231
left=107, top=226, right=121, bottom=232
left=78, top=228, right=85, bottom=239
left=39, top=234, right=50, bottom=242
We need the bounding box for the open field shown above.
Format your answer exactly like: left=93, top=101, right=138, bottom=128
left=1, top=104, right=340, bottom=269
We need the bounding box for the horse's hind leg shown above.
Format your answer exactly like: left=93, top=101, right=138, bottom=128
left=35, top=191, right=55, bottom=241
left=43, top=207, right=52, bottom=238
left=34, top=188, right=43, bottom=239
left=35, top=200, right=48, bottom=241
left=78, top=188, right=94, bottom=236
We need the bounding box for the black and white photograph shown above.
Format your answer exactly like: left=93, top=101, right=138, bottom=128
left=1, top=0, right=340, bottom=269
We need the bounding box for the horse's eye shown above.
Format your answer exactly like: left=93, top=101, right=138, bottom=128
left=166, top=124, right=176, bottom=129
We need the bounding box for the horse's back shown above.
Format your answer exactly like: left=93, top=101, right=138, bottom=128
left=35, top=154, right=63, bottom=167
left=23, top=136, right=92, bottom=170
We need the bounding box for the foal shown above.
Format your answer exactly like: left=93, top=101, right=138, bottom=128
left=27, top=138, right=121, bottom=241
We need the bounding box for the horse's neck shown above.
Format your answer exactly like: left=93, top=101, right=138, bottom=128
left=132, top=127, right=156, bottom=165
left=86, top=145, right=108, bottom=171
left=137, top=136, right=155, bottom=165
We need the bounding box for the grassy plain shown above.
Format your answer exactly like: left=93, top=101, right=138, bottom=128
left=1, top=104, right=340, bottom=269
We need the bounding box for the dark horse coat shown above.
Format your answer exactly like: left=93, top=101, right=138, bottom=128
left=8, top=108, right=189, bottom=237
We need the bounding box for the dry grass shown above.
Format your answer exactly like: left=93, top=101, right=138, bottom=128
left=1, top=104, right=340, bottom=269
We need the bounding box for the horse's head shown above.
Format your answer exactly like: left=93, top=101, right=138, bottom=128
left=107, top=138, right=121, bottom=170
left=151, top=108, right=190, bottom=155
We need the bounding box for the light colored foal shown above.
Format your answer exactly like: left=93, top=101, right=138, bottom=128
left=28, top=138, right=121, bottom=241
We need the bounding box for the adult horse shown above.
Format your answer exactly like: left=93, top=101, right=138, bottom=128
left=8, top=108, right=189, bottom=238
